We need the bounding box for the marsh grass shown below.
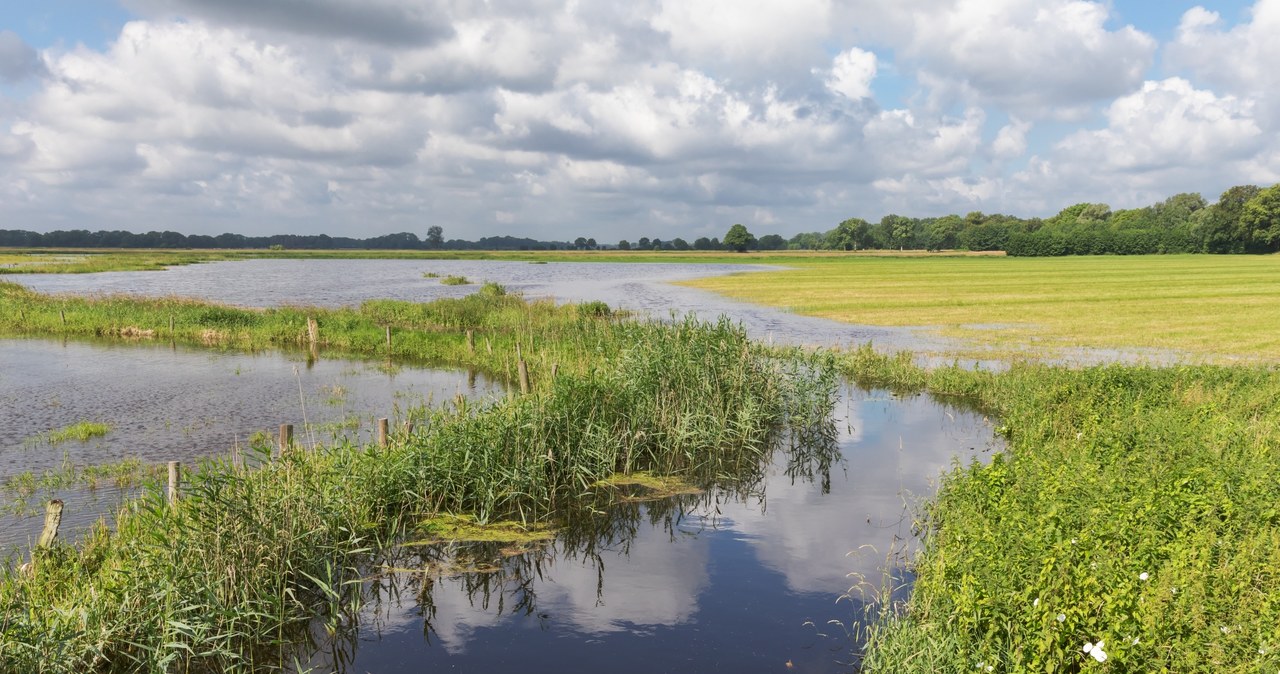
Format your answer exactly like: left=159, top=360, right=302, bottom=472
left=0, top=286, right=839, bottom=673
left=26, top=421, right=113, bottom=446
left=439, top=275, right=469, bottom=285
left=840, top=346, right=1280, bottom=673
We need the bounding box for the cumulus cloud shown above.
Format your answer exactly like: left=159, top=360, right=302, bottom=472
left=823, top=47, right=877, bottom=101
left=4, top=0, right=1277, bottom=239
left=991, top=117, right=1031, bottom=159
left=873, top=0, right=1156, bottom=115
left=1055, top=78, right=1261, bottom=171
left=1167, top=1, right=1280, bottom=125
left=0, top=31, right=48, bottom=83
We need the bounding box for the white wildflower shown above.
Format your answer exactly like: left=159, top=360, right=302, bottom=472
left=1221, top=626, right=1230, bottom=635
left=1139, top=572, right=1149, bottom=581
left=1083, top=640, right=1108, bottom=663
left=1033, top=598, right=1039, bottom=607
left=1057, top=614, right=1066, bottom=623
left=1132, top=636, right=1140, bottom=645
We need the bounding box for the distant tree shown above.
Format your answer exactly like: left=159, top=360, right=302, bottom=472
left=789, top=232, right=824, bottom=250
left=879, top=214, right=914, bottom=250
left=693, top=237, right=712, bottom=250
left=1242, top=184, right=1280, bottom=252
left=586, top=237, right=597, bottom=250
left=651, top=238, right=664, bottom=250
left=426, top=225, right=444, bottom=248
left=756, top=234, right=786, bottom=250
left=827, top=218, right=871, bottom=251
left=924, top=215, right=963, bottom=251
left=671, top=237, right=691, bottom=251
left=574, top=236, right=588, bottom=250
left=638, top=237, right=651, bottom=250
left=1201, top=185, right=1262, bottom=253
left=710, top=237, right=721, bottom=250
left=723, top=223, right=756, bottom=252
left=618, top=239, right=631, bottom=250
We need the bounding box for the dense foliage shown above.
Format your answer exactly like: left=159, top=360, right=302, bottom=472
left=840, top=349, right=1280, bottom=673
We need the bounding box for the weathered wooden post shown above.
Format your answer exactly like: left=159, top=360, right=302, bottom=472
left=551, top=363, right=559, bottom=380
left=59, top=309, right=66, bottom=326
left=307, top=317, right=319, bottom=346
left=377, top=418, right=389, bottom=447
left=516, top=343, right=530, bottom=394
left=167, top=462, right=181, bottom=507
left=279, top=423, right=294, bottom=454
left=385, top=326, right=392, bottom=356
left=169, top=314, right=175, bottom=334
left=404, top=421, right=414, bottom=437
left=38, top=499, right=64, bottom=547
left=485, top=337, right=492, bottom=354
left=465, top=330, right=475, bottom=353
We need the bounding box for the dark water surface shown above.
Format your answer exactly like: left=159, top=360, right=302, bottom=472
left=13, top=259, right=958, bottom=353
left=0, top=338, right=504, bottom=550
left=294, top=386, right=997, bottom=674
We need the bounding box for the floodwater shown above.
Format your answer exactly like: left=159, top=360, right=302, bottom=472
left=6, top=259, right=1004, bottom=671
left=294, top=385, right=997, bottom=674
left=13, top=258, right=960, bottom=353
left=0, top=337, right=504, bottom=550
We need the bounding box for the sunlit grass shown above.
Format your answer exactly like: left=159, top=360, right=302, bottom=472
left=682, top=254, right=1280, bottom=360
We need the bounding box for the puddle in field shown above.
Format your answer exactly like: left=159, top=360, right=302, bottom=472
left=284, top=384, right=998, bottom=674
left=0, top=337, right=505, bottom=550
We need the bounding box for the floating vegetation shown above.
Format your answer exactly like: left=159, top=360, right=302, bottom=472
left=439, top=275, right=470, bottom=285
left=422, top=271, right=441, bottom=278
left=26, top=421, right=112, bottom=446
left=594, top=471, right=702, bottom=502
left=413, top=513, right=556, bottom=546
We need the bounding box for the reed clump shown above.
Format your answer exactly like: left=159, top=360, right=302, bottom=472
left=0, top=286, right=838, bottom=673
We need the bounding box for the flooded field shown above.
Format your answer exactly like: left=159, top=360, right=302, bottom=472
left=13, top=258, right=959, bottom=353
left=4, top=260, right=1000, bottom=671
left=0, top=337, right=504, bottom=550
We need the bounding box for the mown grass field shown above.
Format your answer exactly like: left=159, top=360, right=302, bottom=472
left=681, top=254, right=1280, bottom=361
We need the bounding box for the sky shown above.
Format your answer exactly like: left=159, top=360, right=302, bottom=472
left=0, top=0, right=1275, bottom=242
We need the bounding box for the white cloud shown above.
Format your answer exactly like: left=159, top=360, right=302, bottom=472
left=882, top=0, right=1156, bottom=115
left=1167, top=1, right=1280, bottom=123
left=823, top=47, right=877, bottom=101
left=651, top=0, right=833, bottom=75
left=992, top=117, right=1031, bottom=159
left=1055, top=78, right=1261, bottom=171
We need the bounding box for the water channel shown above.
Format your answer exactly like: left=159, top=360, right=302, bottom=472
left=3, top=260, right=1001, bottom=671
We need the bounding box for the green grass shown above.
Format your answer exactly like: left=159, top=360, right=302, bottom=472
left=0, top=284, right=838, bottom=673
left=29, top=421, right=113, bottom=446
left=838, top=347, right=1280, bottom=673
left=439, top=274, right=470, bottom=285
left=682, top=253, right=1280, bottom=361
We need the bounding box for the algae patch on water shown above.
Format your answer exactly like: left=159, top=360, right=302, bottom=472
left=594, top=471, right=703, bottom=502
left=412, top=513, right=556, bottom=545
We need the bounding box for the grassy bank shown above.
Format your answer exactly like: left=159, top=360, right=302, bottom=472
left=0, top=284, right=837, bottom=672
left=684, top=253, right=1280, bottom=361
left=839, top=347, right=1280, bottom=673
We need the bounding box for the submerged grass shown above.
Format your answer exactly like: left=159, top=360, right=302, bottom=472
left=0, top=283, right=838, bottom=673
left=839, top=346, right=1280, bottom=673
left=28, top=421, right=113, bottom=446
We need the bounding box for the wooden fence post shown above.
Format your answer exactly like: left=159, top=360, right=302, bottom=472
left=466, top=330, right=475, bottom=353
left=385, top=326, right=392, bottom=356
left=377, top=418, right=389, bottom=447
left=167, top=462, right=181, bottom=507
left=38, top=500, right=64, bottom=547
left=279, top=424, right=294, bottom=454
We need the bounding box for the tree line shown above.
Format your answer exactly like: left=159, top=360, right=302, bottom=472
left=4, top=183, right=1277, bottom=256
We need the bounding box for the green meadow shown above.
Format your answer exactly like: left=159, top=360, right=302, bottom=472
left=683, top=253, right=1280, bottom=361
